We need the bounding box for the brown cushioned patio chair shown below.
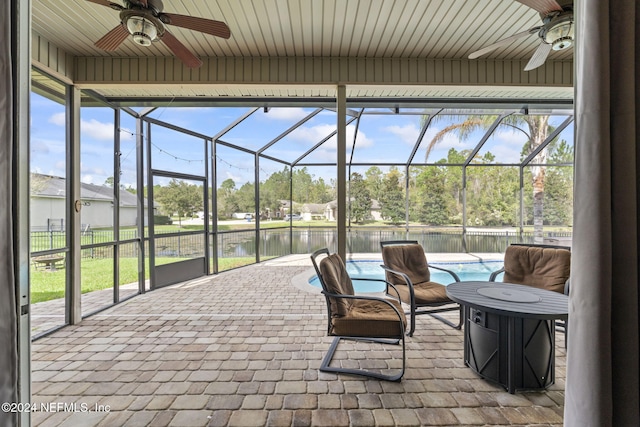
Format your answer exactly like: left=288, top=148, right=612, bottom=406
left=489, top=243, right=571, bottom=293
left=489, top=243, right=571, bottom=345
left=380, top=240, right=461, bottom=336
left=310, top=248, right=407, bottom=381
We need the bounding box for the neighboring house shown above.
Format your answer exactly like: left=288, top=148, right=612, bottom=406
left=369, top=199, right=382, bottom=221
left=325, top=200, right=338, bottom=221
left=30, top=174, right=152, bottom=231
left=260, top=200, right=292, bottom=220
left=300, top=203, right=326, bottom=221
left=325, top=199, right=382, bottom=221
left=277, top=200, right=293, bottom=219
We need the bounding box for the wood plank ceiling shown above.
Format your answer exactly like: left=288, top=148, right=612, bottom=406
left=31, top=0, right=574, bottom=104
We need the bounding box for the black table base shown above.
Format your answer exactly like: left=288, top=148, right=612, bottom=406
left=463, top=306, right=555, bottom=393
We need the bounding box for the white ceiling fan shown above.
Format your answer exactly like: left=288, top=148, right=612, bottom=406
left=468, top=0, right=574, bottom=71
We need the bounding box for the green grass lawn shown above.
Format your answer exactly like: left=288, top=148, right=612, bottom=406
left=31, top=256, right=263, bottom=304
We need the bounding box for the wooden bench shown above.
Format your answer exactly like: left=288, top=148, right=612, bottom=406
left=32, top=255, right=64, bottom=271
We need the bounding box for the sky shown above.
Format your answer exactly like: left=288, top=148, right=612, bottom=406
left=30, top=92, right=574, bottom=190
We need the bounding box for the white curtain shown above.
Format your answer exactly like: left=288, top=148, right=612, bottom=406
left=0, top=1, right=19, bottom=426
left=565, top=0, right=639, bottom=425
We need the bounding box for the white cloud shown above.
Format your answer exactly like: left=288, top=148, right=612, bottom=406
left=314, top=124, right=373, bottom=150
left=30, top=137, right=66, bottom=157
left=118, top=127, right=134, bottom=141
left=292, top=125, right=374, bottom=163
left=224, top=170, right=246, bottom=185
left=383, top=124, right=420, bottom=145
left=283, top=124, right=373, bottom=159
left=414, top=126, right=476, bottom=162
left=81, top=163, right=108, bottom=180
left=49, top=113, right=134, bottom=141
left=82, top=119, right=116, bottom=140
left=288, top=124, right=336, bottom=143
left=492, top=127, right=527, bottom=145
left=484, top=128, right=527, bottom=162
left=417, top=125, right=527, bottom=163
left=423, top=126, right=471, bottom=150
left=48, top=112, right=65, bottom=126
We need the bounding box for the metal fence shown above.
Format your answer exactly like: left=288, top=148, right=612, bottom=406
left=289, top=227, right=571, bottom=255
left=31, top=229, right=140, bottom=254
left=31, top=227, right=572, bottom=261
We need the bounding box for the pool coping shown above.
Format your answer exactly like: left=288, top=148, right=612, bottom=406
left=291, top=252, right=504, bottom=294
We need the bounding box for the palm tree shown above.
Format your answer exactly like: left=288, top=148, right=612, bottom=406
left=424, top=113, right=550, bottom=243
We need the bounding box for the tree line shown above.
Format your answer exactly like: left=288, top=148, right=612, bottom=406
left=150, top=141, right=572, bottom=228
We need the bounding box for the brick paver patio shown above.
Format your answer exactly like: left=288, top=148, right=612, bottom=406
left=31, top=254, right=565, bottom=426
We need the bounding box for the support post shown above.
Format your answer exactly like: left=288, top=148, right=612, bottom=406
left=67, top=86, right=82, bottom=324
left=336, top=85, right=347, bottom=260
left=10, top=0, right=32, bottom=424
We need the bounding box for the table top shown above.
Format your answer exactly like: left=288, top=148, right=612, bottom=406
left=446, top=281, right=568, bottom=320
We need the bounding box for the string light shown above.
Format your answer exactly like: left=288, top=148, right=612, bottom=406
left=117, top=128, right=271, bottom=175
left=151, top=142, right=203, bottom=163
left=214, top=154, right=272, bottom=176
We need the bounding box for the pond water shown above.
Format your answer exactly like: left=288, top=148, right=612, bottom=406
left=309, top=259, right=504, bottom=293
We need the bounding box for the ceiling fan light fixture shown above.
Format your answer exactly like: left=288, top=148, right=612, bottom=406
left=126, top=15, right=157, bottom=46
left=544, top=20, right=574, bottom=51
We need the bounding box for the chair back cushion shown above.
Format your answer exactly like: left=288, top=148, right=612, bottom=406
left=503, top=245, right=571, bottom=293
left=381, top=243, right=430, bottom=286
left=319, top=253, right=355, bottom=317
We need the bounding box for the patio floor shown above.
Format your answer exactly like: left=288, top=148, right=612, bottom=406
left=31, top=254, right=565, bottom=427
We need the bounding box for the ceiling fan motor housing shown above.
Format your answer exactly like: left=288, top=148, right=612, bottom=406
left=121, top=9, right=165, bottom=46
left=124, top=0, right=164, bottom=15
left=540, top=9, right=574, bottom=51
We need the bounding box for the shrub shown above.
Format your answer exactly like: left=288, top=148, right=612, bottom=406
left=154, top=215, right=173, bottom=225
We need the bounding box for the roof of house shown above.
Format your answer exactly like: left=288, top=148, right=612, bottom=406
left=31, top=174, right=142, bottom=207
left=326, top=199, right=380, bottom=209
left=301, top=203, right=326, bottom=214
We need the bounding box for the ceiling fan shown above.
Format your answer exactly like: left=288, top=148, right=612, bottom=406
left=468, top=0, right=573, bottom=71
left=86, top=0, right=230, bottom=68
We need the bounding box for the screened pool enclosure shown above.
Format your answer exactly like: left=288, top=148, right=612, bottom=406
left=30, top=69, right=573, bottom=337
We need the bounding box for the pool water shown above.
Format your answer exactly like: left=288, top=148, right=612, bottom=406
left=309, top=259, right=504, bottom=293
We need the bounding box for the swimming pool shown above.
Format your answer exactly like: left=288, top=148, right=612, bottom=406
left=309, top=259, right=504, bottom=293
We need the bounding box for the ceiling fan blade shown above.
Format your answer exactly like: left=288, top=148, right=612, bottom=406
left=84, top=0, right=123, bottom=11
left=514, top=0, right=563, bottom=15
left=524, top=42, right=552, bottom=71
left=160, top=30, right=203, bottom=68
left=162, top=13, right=231, bottom=39
left=95, top=24, right=130, bottom=51
left=468, top=27, right=540, bottom=59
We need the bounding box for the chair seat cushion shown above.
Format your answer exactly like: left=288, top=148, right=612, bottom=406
left=394, top=281, right=451, bottom=305
left=331, top=298, right=406, bottom=337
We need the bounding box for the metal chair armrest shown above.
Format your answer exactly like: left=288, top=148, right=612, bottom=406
left=380, top=264, right=413, bottom=287
left=380, top=264, right=416, bottom=306
left=350, top=277, right=403, bottom=302
left=379, top=265, right=412, bottom=285
left=489, top=267, right=505, bottom=282
left=427, top=264, right=460, bottom=282
left=385, top=282, right=403, bottom=302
